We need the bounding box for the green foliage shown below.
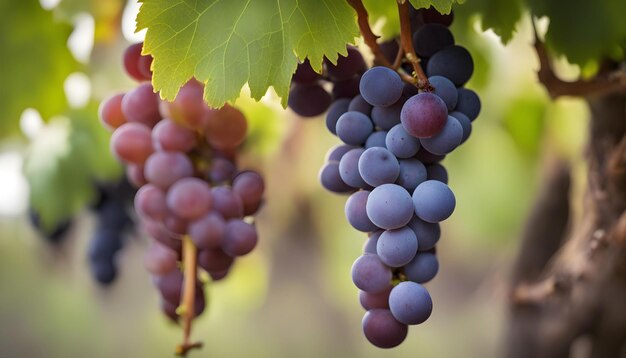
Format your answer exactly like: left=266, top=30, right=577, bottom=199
left=526, top=0, right=626, bottom=66
left=459, top=0, right=523, bottom=44
left=136, top=0, right=359, bottom=108
left=0, top=0, right=78, bottom=139
left=409, top=0, right=465, bottom=15
left=23, top=105, right=121, bottom=231
left=502, top=95, right=548, bottom=157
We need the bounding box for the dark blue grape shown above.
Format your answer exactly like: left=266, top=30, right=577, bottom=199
left=386, top=124, right=421, bottom=159
left=336, top=111, right=374, bottom=145
left=426, top=45, right=473, bottom=86
left=413, top=24, right=454, bottom=58
left=412, top=180, right=456, bottom=223
left=325, top=98, right=350, bottom=134
left=376, top=227, right=418, bottom=267
left=450, top=111, right=471, bottom=143
left=455, top=88, right=481, bottom=121
left=389, top=281, right=433, bottom=325
left=396, top=159, right=427, bottom=192
left=359, top=67, right=403, bottom=107
left=345, top=191, right=378, bottom=232
left=325, top=47, right=367, bottom=81
left=401, top=93, right=448, bottom=138
left=422, top=7, right=454, bottom=27
left=407, top=215, right=440, bottom=250
left=420, top=116, right=463, bottom=155
left=320, top=162, right=353, bottom=193
left=365, top=131, right=388, bottom=149
left=358, top=147, right=400, bottom=187
left=379, top=40, right=400, bottom=64
left=348, top=95, right=373, bottom=116
left=288, top=83, right=331, bottom=117
left=414, top=147, right=446, bottom=164
left=332, top=76, right=361, bottom=99
left=366, top=184, right=414, bottom=230
left=404, top=252, right=439, bottom=283
left=425, top=163, right=448, bottom=183
left=292, top=59, right=321, bottom=84
left=339, top=148, right=368, bottom=188
left=362, top=309, right=408, bottom=348
left=428, top=75, right=457, bottom=111
left=371, top=101, right=402, bottom=130
left=351, top=254, right=393, bottom=293
left=90, top=259, right=117, bottom=285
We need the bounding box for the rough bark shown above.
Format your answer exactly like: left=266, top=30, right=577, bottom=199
left=505, top=92, right=626, bottom=358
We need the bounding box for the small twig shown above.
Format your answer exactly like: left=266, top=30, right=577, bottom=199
left=392, top=41, right=405, bottom=70
left=346, top=0, right=415, bottom=84
left=531, top=18, right=626, bottom=99
left=397, top=1, right=431, bottom=91
left=176, top=236, right=202, bottom=356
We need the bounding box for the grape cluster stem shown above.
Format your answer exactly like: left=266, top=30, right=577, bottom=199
left=176, top=235, right=202, bottom=356
left=397, top=1, right=432, bottom=91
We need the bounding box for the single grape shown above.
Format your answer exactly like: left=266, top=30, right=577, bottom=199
left=366, top=184, right=414, bottom=230
left=152, top=118, right=198, bottom=152
left=90, top=258, right=117, bottom=285
left=288, top=83, right=332, bottom=117
left=211, top=186, right=244, bottom=219
left=144, top=241, right=178, bottom=275
left=332, top=76, right=361, bottom=99
left=420, top=116, right=463, bottom=155
left=363, top=230, right=382, bottom=254
left=166, top=177, right=212, bottom=221
left=325, top=144, right=356, bottom=162
left=121, top=82, right=161, bottom=127
left=326, top=98, right=351, bottom=134
left=359, top=67, right=403, bottom=107
left=153, top=269, right=183, bottom=304
left=428, top=76, right=458, bottom=111
left=413, top=24, right=454, bottom=58
left=159, top=79, right=209, bottom=129
left=144, top=151, right=194, bottom=189
left=221, top=219, right=258, bottom=256
left=163, top=215, right=188, bottom=236
left=386, top=124, right=421, bottom=159
left=338, top=148, right=368, bottom=188
left=204, top=104, right=248, bottom=150
left=188, top=212, right=226, bottom=250
left=335, top=111, right=374, bottom=145
left=134, top=184, right=169, bottom=221
left=389, top=281, right=433, bottom=325
left=427, top=45, right=474, bottom=86
left=359, top=286, right=392, bottom=310
left=371, top=101, right=402, bottom=131
left=123, top=43, right=152, bottom=82
left=412, top=180, right=456, bottom=223
left=99, top=93, right=127, bottom=130
left=404, top=252, right=439, bottom=283
left=455, top=88, right=481, bottom=121
left=450, top=111, right=472, bottom=143
left=426, top=163, right=448, bottom=183
left=198, top=247, right=234, bottom=272
left=378, top=40, right=400, bottom=65
left=110, top=122, right=154, bottom=164
left=414, top=147, right=446, bottom=164
left=362, top=309, right=408, bottom=349
left=345, top=190, right=378, bottom=232
left=407, top=215, right=440, bottom=250
left=396, top=159, right=427, bottom=192
left=292, top=59, right=321, bottom=84
left=319, top=162, right=353, bottom=194
left=358, top=147, right=400, bottom=187
left=207, top=156, right=236, bottom=183
left=88, top=228, right=122, bottom=260
left=232, top=171, right=264, bottom=216
left=376, top=226, right=418, bottom=267
left=127, top=164, right=147, bottom=188
left=351, top=254, right=392, bottom=293
left=142, top=220, right=182, bottom=253
left=365, top=131, right=387, bottom=149
left=325, top=47, right=367, bottom=81
left=401, top=93, right=448, bottom=138
left=348, top=95, right=373, bottom=116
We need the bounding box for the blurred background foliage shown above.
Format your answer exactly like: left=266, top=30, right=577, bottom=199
left=0, top=0, right=596, bottom=357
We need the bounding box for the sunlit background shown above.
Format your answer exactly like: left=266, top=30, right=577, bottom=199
left=0, top=1, right=589, bottom=357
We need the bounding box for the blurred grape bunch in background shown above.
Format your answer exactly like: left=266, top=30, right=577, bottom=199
left=0, top=0, right=624, bottom=357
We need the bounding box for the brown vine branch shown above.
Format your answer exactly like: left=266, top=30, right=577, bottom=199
left=346, top=0, right=415, bottom=84
left=176, top=236, right=202, bottom=356
left=532, top=19, right=626, bottom=99
left=397, top=0, right=431, bottom=91
left=392, top=41, right=405, bottom=70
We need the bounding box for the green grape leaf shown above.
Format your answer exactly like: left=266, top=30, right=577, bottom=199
left=408, top=0, right=465, bottom=15
left=526, top=0, right=626, bottom=65
left=0, top=1, right=77, bottom=139
left=136, top=0, right=359, bottom=108
left=24, top=105, right=121, bottom=231
left=456, top=0, right=522, bottom=44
